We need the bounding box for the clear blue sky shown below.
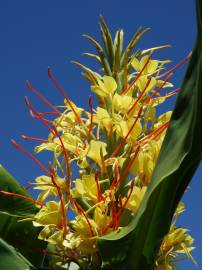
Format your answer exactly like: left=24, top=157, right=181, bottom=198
left=0, top=1, right=201, bottom=269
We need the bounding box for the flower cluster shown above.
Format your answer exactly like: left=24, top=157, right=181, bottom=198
left=14, top=20, right=194, bottom=269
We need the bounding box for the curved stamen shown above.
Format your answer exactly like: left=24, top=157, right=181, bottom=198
left=157, top=53, right=191, bottom=79
left=26, top=80, right=61, bottom=115
left=95, top=172, right=104, bottom=202
left=127, top=76, right=152, bottom=115
left=24, top=96, right=56, bottom=136
left=21, top=135, right=49, bottom=143
left=69, top=196, right=94, bottom=236
left=0, top=190, right=43, bottom=206
left=150, top=73, right=173, bottom=100
left=11, top=139, right=51, bottom=177
left=48, top=67, right=82, bottom=124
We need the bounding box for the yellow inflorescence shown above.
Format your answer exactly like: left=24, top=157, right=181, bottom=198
left=26, top=28, right=194, bottom=268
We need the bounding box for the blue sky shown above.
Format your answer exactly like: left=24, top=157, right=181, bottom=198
left=0, top=1, right=201, bottom=269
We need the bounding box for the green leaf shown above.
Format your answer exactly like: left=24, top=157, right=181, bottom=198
left=0, top=165, right=49, bottom=268
left=97, top=1, right=202, bottom=269
left=0, top=237, right=34, bottom=270
left=0, top=214, right=49, bottom=268
left=0, top=164, right=37, bottom=217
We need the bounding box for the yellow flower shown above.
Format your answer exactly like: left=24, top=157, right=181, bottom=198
left=70, top=216, right=98, bottom=254
left=162, top=226, right=194, bottom=255
left=71, top=174, right=98, bottom=203
left=156, top=224, right=195, bottom=270
left=93, top=107, right=112, bottom=134
left=33, top=201, right=63, bottom=227
left=112, top=93, right=134, bottom=114
left=131, top=55, right=159, bottom=75
left=87, top=140, right=107, bottom=167
left=34, top=175, right=67, bottom=202
left=91, top=75, right=117, bottom=97
left=33, top=201, right=66, bottom=244
left=122, top=186, right=147, bottom=213
left=136, top=75, right=157, bottom=93
left=130, top=139, right=163, bottom=185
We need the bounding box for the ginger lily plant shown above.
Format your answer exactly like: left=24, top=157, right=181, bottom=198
left=0, top=1, right=202, bottom=270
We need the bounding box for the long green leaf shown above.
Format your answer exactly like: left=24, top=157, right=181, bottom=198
left=0, top=165, right=49, bottom=268
left=97, top=1, right=202, bottom=269
left=0, top=237, right=34, bottom=270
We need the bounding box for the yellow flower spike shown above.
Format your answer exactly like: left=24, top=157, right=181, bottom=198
left=87, top=140, right=107, bottom=167
left=91, top=75, right=117, bottom=97
left=26, top=21, right=194, bottom=269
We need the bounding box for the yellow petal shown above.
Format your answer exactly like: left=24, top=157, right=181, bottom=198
left=87, top=140, right=107, bottom=166
left=103, top=76, right=117, bottom=94
left=137, top=76, right=156, bottom=92
left=131, top=57, right=141, bottom=71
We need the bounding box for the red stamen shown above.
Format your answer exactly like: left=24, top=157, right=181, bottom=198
left=25, top=80, right=61, bottom=115
left=140, top=121, right=169, bottom=146
left=110, top=107, right=143, bottom=158
left=121, top=51, right=153, bottom=95
left=118, top=195, right=123, bottom=209
left=21, top=135, right=49, bottom=143
left=151, top=123, right=169, bottom=141
left=109, top=192, right=118, bottom=230
left=118, top=146, right=140, bottom=184
left=102, top=183, right=134, bottom=234
left=150, top=73, right=173, bottom=100
left=49, top=165, right=67, bottom=236
left=11, top=139, right=51, bottom=177
left=0, top=190, right=43, bottom=206
left=39, top=111, right=60, bottom=117
left=127, top=76, right=152, bottom=115
left=47, top=67, right=82, bottom=124
left=117, top=180, right=135, bottom=218
left=95, top=172, right=104, bottom=202
left=24, top=183, right=32, bottom=190
left=87, top=96, right=93, bottom=141
left=24, top=96, right=56, bottom=136
left=165, top=88, right=180, bottom=97
left=52, top=126, right=71, bottom=190
left=157, top=53, right=191, bottom=79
